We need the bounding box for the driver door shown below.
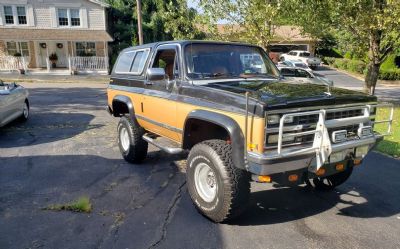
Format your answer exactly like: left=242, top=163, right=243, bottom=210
left=141, top=44, right=180, bottom=141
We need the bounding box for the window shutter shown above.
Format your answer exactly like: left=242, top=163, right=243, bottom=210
left=50, top=6, right=57, bottom=28
left=80, top=8, right=88, bottom=28
left=26, top=4, right=35, bottom=26
left=0, top=5, right=4, bottom=26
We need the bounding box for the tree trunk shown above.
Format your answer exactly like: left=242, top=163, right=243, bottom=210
left=364, top=30, right=381, bottom=95
left=364, top=62, right=380, bottom=95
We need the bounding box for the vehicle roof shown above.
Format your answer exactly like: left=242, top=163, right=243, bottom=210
left=283, top=60, right=307, bottom=64
left=120, top=40, right=261, bottom=53
left=277, top=65, right=310, bottom=71
left=289, top=50, right=310, bottom=53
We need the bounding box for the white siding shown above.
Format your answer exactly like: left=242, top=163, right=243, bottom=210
left=0, top=0, right=106, bottom=30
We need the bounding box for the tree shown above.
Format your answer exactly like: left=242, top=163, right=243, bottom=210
left=282, top=0, right=400, bottom=94
left=199, top=0, right=284, bottom=50
left=106, top=0, right=204, bottom=63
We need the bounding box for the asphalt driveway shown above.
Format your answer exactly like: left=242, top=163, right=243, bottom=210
left=0, top=82, right=399, bottom=249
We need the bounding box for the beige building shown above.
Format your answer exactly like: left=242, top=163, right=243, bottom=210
left=0, top=0, right=112, bottom=74
left=213, top=24, right=317, bottom=55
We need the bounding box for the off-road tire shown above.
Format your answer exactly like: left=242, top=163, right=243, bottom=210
left=306, top=167, right=353, bottom=191
left=117, top=115, right=148, bottom=163
left=186, top=139, right=250, bottom=223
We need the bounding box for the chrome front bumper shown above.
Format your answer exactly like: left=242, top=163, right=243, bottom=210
left=247, top=104, right=394, bottom=175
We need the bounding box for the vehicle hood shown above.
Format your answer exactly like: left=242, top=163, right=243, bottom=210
left=205, top=80, right=376, bottom=110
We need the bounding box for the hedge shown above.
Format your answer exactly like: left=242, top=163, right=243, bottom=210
left=378, top=69, right=400, bottom=80
left=324, top=57, right=400, bottom=80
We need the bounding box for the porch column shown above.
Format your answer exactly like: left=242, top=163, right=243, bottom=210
left=104, top=41, right=109, bottom=73
left=46, top=44, right=50, bottom=72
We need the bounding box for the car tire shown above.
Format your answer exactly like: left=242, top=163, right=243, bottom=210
left=19, top=100, right=29, bottom=122
left=306, top=166, right=353, bottom=191
left=117, top=115, right=148, bottom=163
left=186, top=139, right=250, bottom=223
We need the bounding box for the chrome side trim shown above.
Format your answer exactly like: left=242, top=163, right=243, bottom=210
left=135, top=114, right=183, bottom=134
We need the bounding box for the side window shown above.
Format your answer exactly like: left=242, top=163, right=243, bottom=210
left=114, top=52, right=135, bottom=73
left=130, top=49, right=149, bottom=74
left=114, top=49, right=150, bottom=74
left=151, top=49, right=178, bottom=80
left=295, top=69, right=310, bottom=78
left=280, top=68, right=295, bottom=77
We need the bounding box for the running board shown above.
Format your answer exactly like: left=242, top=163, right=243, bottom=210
left=142, top=135, right=184, bottom=154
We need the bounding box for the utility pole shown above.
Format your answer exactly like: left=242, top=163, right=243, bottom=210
left=136, top=0, right=143, bottom=45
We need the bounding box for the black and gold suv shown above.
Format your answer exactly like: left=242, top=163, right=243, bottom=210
left=107, top=41, right=393, bottom=222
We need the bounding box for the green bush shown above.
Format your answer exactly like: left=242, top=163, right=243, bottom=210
left=347, top=60, right=366, bottom=74
left=378, top=69, right=400, bottom=80
left=344, top=51, right=352, bottom=59
left=381, top=54, right=398, bottom=71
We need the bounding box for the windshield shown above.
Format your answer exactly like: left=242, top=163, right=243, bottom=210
left=184, top=43, right=280, bottom=80
left=299, top=52, right=310, bottom=57
left=294, top=63, right=307, bottom=68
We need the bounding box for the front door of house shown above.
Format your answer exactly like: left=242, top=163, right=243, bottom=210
left=38, top=42, right=48, bottom=68
left=55, top=42, right=67, bottom=67
left=37, top=42, right=68, bottom=68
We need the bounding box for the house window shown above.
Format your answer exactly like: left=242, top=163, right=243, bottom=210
left=70, top=9, right=80, bottom=26
left=76, top=42, right=96, bottom=56
left=6, top=42, right=29, bottom=56
left=4, top=6, right=14, bottom=24
left=58, top=9, right=68, bottom=26
left=6, top=42, right=17, bottom=55
left=58, top=8, right=81, bottom=27
left=17, top=6, right=27, bottom=25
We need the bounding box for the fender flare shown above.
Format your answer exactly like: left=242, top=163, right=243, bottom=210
left=183, top=110, right=246, bottom=170
left=112, top=95, right=136, bottom=119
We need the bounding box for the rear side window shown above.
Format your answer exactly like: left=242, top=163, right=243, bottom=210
left=114, top=49, right=150, bottom=74
left=280, top=68, right=295, bottom=76
left=114, top=51, right=135, bottom=73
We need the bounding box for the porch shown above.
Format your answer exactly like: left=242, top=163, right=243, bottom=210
left=0, top=29, right=112, bottom=75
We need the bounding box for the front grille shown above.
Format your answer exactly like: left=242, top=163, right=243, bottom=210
left=265, top=107, right=366, bottom=148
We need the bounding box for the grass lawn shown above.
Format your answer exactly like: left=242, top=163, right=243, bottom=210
left=374, top=105, right=400, bottom=158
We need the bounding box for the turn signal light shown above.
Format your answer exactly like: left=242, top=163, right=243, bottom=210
left=354, top=159, right=362, bottom=165
left=316, top=168, right=326, bottom=176
left=336, top=163, right=345, bottom=171
left=258, top=175, right=271, bottom=183
left=288, top=174, right=298, bottom=182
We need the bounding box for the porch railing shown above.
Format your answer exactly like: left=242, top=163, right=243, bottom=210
left=0, top=56, right=30, bottom=71
left=69, top=56, right=108, bottom=72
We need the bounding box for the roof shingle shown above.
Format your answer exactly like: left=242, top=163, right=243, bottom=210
left=0, top=29, right=113, bottom=42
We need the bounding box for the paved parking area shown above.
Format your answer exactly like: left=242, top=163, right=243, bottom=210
left=315, top=67, right=400, bottom=104
left=1, top=82, right=400, bottom=249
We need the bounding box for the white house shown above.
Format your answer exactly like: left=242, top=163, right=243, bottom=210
left=0, top=0, right=113, bottom=74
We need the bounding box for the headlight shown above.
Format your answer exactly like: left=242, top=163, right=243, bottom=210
left=267, top=134, right=294, bottom=144
left=267, top=115, right=280, bottom=124
left=358, top=126, right=373, bottom=138
left=267, top=115, right=293, bottom=125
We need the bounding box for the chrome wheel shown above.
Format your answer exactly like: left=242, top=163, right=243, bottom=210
left=194, top=162, right=217, bottom=202
left=23, top=102, right=29, bottom=119
left=120, top=127, right=130, bottom=151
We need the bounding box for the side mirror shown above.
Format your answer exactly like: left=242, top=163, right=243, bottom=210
left=147, top=68, right=166, bottom=81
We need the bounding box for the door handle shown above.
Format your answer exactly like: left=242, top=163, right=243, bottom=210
left=144, top=81, right=153, bottom=85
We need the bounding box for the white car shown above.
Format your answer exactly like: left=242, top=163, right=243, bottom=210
left=277, top=60, right=313, bottom=73
left=279, top=50, right=321, bottom=69
left=278, top=66, right=334, bottom=86
left=0, top=81, right=30, bottom=127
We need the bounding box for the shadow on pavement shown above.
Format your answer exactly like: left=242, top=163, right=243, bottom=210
left=0, top=112, right=98, bottom=148
left=0, top=154, right=210, bottom=249
left=229, top=152, right=400, bottom=226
